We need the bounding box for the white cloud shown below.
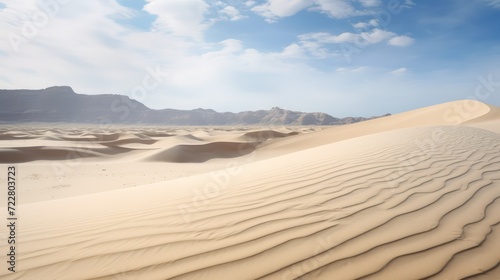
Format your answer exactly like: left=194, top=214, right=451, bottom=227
left=336, top=66, right=369, bottom=72
left=353, top=22, right=369, bottom=29
left=219, top=6, right=245, bottom=21
left=483, top=0, right=500, bottom=8
left=145, top=40, right=342, bottom=112
left=358, top=0, right=382, bottom=7
left=245, top=1, right=257, bottom=7
left=296, top=28, right=403, bottom=59
left=402, top=0, right=416, bottom=8
left=144, top=0, right=209, bottom=40
left=369, top=19, right=379, bottom=26
left=280, top=43, right=306, bottom=58
left=312, top=0, right=361, bottom=19
left=388, top=35, right=415, bottom=46
left=299, top=28, right=395, bottom=47
left=251, top=0, right=416, bottom=22
left=353, top=19, right=378, bottom=29
left=0, top=1, right=334, bottom=114
left=352, top=66, right=369, bottom=72
left=212, top=39, right=243, bottom=55
left=391, top=67, right=408, bottom=75
left=299, top=32, right=353, bottom=44
left=297, top=40, right=331, bottom=58
left=251, top=0, right=314, bottom=22
left=252, top=0, right=369, bottom=22
left=360, top=29, right=395, bottom=44
left=0, top=0, right=193, bottom=93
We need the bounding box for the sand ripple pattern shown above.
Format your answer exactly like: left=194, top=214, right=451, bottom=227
left=1, top=126, right=499, bottom=280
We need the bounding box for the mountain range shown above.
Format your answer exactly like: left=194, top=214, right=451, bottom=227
left=0, top=86, right=389, bottom=125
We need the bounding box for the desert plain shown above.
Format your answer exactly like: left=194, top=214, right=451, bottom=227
left=1, top=100, right=500, bottom=279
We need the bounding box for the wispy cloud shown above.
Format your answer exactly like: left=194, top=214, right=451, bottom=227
left=401, top=0, right=416, bottom=9
left=388, top=35, right=415, bottom=46
left=252, top=0, right=369, bottom=23
left=219, top=6, right=246, bottom=21
left=312, top=0, right=367, bottom=19
left=352, top=19, right=379, bottom=29
left=144, top=0, right=210, bottom=40
left=245, top=1, right=257, bottom=7
left=358, top=0, right=382, bottom=8
left=482, top=0, right=500, bottom=8
left=251, top=0, right=417, bottom=23
left=299, top=29, right=395, bottom=45
left=297, top=27, right=412, bottom=58
left=390, top=67, right=408, bottom=75
left=251, top=0, right=314, bottom=23
left=336, top=66, right=369, bottom=72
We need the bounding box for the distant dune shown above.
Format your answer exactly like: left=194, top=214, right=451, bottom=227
left=0, top=86, right=388, bottom=125
left=0, top=100, right=499, bottom=279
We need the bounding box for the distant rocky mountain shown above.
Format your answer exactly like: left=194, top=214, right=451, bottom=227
left=0, top=86, right=389, bottom=125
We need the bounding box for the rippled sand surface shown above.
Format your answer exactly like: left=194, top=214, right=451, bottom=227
left=0, top=100, right=499, bottom=279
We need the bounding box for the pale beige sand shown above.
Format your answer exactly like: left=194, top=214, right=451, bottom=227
left=0, top=126, right=322, bottom=203
left=0, top=100, right=499, bottom=279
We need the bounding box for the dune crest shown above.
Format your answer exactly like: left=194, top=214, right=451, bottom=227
left=257, top=100, right=494, bottom=156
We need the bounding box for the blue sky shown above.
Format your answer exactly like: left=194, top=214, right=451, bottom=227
left=0, top=0, right=499, bottom=117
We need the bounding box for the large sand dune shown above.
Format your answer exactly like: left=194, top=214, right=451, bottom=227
left=1, top=100, right=499, bottom=279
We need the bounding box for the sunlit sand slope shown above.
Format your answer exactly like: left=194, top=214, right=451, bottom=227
left=259, top=100, right=493, bottom=155
left=1, top=125, right=499, bottom=280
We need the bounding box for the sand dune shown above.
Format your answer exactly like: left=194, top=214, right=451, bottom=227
left=257, top=100, right=493, bottom=156
left=239, top=130, right=299, bottom=141
left=0, top=127, right=310, bottom=203
left=142, top=141, right=259, bottom=163
left=0, top=100, right=499, bottom=279
left=0, top=146, right=132, bottom=163
left=466, top=104, right=500, bottom=134
left=0, top=131, right=39, bottom=141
